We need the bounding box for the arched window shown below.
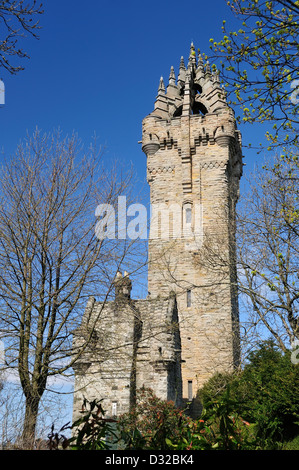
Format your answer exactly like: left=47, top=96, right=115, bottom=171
left=173, top=105, right=183, bottom=117
left=183, top=202, right=192, bottom=227
left=185, top=207, right=192, bottom=224
left=193, top=83, right=202, bottom=95
left=192, top=101, right=208, bottom=116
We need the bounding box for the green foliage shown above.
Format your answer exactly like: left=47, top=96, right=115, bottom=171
left=198, top=387, right=257, bottom=450
left=49, top=343, right=299, bottom=450
left=199, top=340, right=299, bottom=449
left=49, top=398, right=118, bottom=450
left=238, top=341, right=299, bottom=446
left=166, top=389, right=257, bottom=450
left=118, top=387, right=257, bottom=450
left=117, top=387, right=192, bottom=450
left=210, top=0, right=299, bottom=149
left=55, top=387, right=256, bottom=451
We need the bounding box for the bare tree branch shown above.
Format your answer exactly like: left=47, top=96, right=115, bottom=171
left=0, top=0, right=44, bottom=74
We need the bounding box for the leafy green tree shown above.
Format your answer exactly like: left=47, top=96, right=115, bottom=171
left=210, top=0, right=299, bottom=150
left=199, top=340, right=299, bottom=448
left=235, top=341, right=299, bottom=446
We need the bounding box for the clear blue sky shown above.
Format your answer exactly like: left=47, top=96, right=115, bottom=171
left=0, top=0, right=268, bottom=183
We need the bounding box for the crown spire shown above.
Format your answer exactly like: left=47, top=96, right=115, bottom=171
left=148, top=43, right=228, bottom=119
left=213, top=67, right=220, bottom=85
left=182, top=67, right=191, bottom=116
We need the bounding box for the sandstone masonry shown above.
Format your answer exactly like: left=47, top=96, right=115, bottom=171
left=72, top=44, right=243, bottom=421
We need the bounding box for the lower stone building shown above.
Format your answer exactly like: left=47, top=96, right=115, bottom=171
left=72, top=273, right=182, bottom=421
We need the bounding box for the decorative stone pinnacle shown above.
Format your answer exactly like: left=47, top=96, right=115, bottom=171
left=197, top=52, right=203, bottom=68
left=205, top=61, right=212, bottom=78
left=189, top=42, right=197, bottom=66
left=179, top=56, right=185, bottom=70
left=169, top=66, right=176, bottom=85
left=213, top=68, right=220, bottom=84
left=178, top=57, right=186, bottom=88
left=158, top=76, right=165, bottom=94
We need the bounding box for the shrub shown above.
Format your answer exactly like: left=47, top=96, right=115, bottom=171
left=198, top=340, right=299, bottom=449
left=48, top=389, right=258, bottom=450
left=118, top=387, right=193, bottom=450
left=47, top=398, right=117, bottom=450
left=118, top=386, right=256, bottom=450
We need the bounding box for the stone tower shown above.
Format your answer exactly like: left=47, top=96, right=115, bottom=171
left=72, top=44, right=243, bottom=421
left=141, top=43, right=243, bottom=404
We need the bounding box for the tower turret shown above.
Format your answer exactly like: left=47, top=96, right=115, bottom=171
left=114, top=271, right=132, bottom=301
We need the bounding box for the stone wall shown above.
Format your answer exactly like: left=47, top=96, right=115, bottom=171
left=72, top=284, right=182, bottom=421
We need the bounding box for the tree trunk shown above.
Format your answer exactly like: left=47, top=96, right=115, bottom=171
left=21, top=395, right=40, bottom=449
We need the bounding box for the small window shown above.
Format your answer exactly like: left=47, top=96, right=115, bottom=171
left=188, top=380, right=193, bottom=401
left=187, top=289, right=191, bottom=307
left=112, top=402, right=117, bottom=417
left=185, top=207, right=192, bottom=224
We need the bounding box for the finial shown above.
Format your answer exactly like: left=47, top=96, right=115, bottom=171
left=197, top=52, right=203, bottom=68
left=189, top=42, right=196, bottom=66
left=158, top=76, right=165, bottom=95
left=182, top=67, right=191, bottom=116
left=213, top=67, right=220, bottom=84
left=169, top=66, right=176, bottom=86
left=178, top=57, right=186, bottom=87
left=205, top=61, right=212, bottom=79
left=196, top=52, right=204, bottom=79
left=154, top=76, right=169, bottom=116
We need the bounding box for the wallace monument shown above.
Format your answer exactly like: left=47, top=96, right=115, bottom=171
left=72, top=44, right=243, bottom=419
